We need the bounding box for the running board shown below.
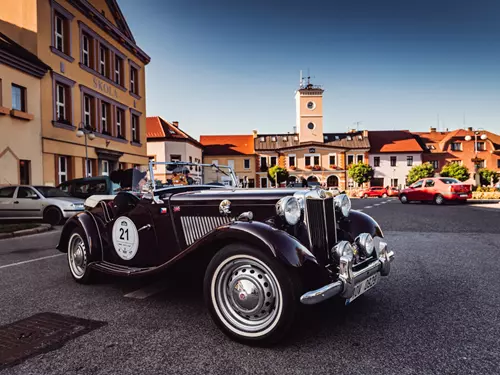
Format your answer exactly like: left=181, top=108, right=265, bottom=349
left=90, top=261, right=156, bottom=276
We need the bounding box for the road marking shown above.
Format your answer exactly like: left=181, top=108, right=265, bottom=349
left=124, top=280, right=170, bottom=299
left=0, top=253, right=64, bottom=270
left=374, top=203, right=381, bottom=206
left=364, top=205, right=373, bottom=209
left=357, top=209, right=364, bottom=212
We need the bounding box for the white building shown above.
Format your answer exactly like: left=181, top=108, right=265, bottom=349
left=146, top=117, right=203, bottom=181
left=368, top=131, right=425, bottom=188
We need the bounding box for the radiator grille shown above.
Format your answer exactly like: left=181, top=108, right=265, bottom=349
left=306, top=197, right=336, bottom=264
left=181, top=216, right=231, bottom=245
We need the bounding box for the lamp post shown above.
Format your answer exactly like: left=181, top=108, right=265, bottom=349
left=76, top=123, right=96, bottom=177
left=464, top=129, right=487, bottom=187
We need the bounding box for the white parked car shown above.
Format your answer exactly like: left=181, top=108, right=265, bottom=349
left=0, top=185, right=85, bottom=225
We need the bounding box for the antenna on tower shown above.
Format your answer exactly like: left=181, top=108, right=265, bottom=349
left=299, top=70, right=303, bottom=88
left=307, top=67, right=311, bottom=86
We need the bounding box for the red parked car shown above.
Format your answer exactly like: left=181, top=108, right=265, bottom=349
left=359, top=187, right=388, bottom=198
left=399, top=178, right=472, bottom=205
left=387, top=187, right=400, bottom=197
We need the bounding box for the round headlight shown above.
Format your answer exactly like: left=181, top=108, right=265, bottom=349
left=332, top=241, right=354, bottom=262
left=355, top=233, right=374, bottom=257
left=276, top=196, right=301, bottom=225
left=334, top=194, right=351, bottom=217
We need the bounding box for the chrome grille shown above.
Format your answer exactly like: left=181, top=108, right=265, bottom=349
left=305, top=197, right=336, bottom=264
left=181, top=216, right=231, bottom=245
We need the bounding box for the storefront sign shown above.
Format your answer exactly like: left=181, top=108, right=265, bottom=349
left=93, top=77, right=119, bottom=99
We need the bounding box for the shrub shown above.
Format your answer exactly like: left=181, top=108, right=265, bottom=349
left=348, top=163, right=374, bottom=185
left=406, top=162, right=435, bottom=185
left=440, top=163, right=470, bottom=182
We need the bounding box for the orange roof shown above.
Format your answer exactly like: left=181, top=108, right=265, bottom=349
left=200, top=135, right=255, bottom=155
left=146, top=116, right=165, bottom=138
left=146, top=116, right=202, bottom=147
left=368, top=131, right=424, bottom=153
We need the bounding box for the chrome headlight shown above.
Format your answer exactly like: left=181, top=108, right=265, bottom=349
left=276, top=196, right=301, bottom=225
left=355, top=233, right=374, bottom=257
left=331, top=241, right=354, bottom=262
left=334, top=194, right=351, bottom=217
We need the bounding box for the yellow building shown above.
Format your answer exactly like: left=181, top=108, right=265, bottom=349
left=0, top=32, right=51, bottom=185
left=0, top=0, right=150, bottom=186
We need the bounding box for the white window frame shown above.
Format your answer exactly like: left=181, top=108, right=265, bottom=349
left=260, top=177, right=268, bottom=188
left=101, top=160, right=109, bottom=176
left=131, top=115, right=138, bottom=141
left=116, top=109, right=122, bottom=137
left=55, top=15, right=64, bottom=52
left=101, top=102, right=108, bottom=132
left=328, top=153, right=337, bottom=166
left=346, top=154, right=355, bottom=165
left=356, top=154, right=364, bottom=164
left=115, top=57, right=121, bottom=85
left=56, top=84, right=65, bottom=121
left=84, top=95, right=91, bottom=127
left=243, top=158, right=250, bottom=170
left=130, top=67, right=136, bottom=93
left=82, top=34, right=89, bottom=67
left=305, top=153, right=319, bottom=167
left=478, top=160, right=486, bottom=168
left=99, top=45, right=106, bottom=76
left=58, top=156, right=67, bottom=184
left=288, top=154, right=296, bottom=167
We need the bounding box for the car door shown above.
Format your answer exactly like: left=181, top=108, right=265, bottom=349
left=0, top=186, right=18, bottom=218
left=15, top=187, right=43, bottom=218
left=422, top=179, right=436, bottom=201
left=408, top=180, right=425, bottom=200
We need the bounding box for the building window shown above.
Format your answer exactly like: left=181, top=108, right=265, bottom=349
left=11, top=84, right=26, bottom=112
left=114, top=56, right=123, bottom=85
left=101, top=160, right=109, bottom=176
left=171, top=155, right=181, bottom=162
left=390, top=156, right=397, bottom=167
left=58, top=156, right=68, bottom=184
left=261, top=177, right=268, bottom=188
left=260, top=156, right=267, bottom=168
left=450, top=142, right=462, bottom=151
left=329, top=154, right=336, bottom=166
left=54, top=14, right=65, bottom=53
left=19, top=160, right=31, bottom=185
left=82, top=34, right=90, bottom=67
left=390, top=178, right=399, bottom=187
left=116, top=108, right=124, bottom=138
left=289, top=155, right=296, bottom=167
left=270, top=156, right=277, bottom=166
left=99, top=45, right=108, bottom=77
left=56, top=83, right=67, bottom=121
left=476, top=142, right=486, bottom=152
left=314, top=156, right=320, bottom=166
left=130, top=66, right=138, bottom=95
left=478, top=160, right=485, bottom=168
left=407, top=156, right=413, bottom=167
left=305, top=156, right=311, bottom=166
left=131, top=114, right=140, bottom=142
left=101, top=102, right=110, bottom=134
left=86, top=159, right=93, bottom=177
left=211, top=159, right=218, bottom=165
left=50, top=2, right=74, bottom=61
left=83, top=95, right=93, bottom=127
left=374, top=157, right=380, bottom=167
left=431, top=160, right=439, bottom=169
left=347, top=155, right=354, bottom=165
left=357, top=155, right=363, bottom=163
left=497, top=159, right=500, bottom=169
left=244, top=159, right=250, bottom=169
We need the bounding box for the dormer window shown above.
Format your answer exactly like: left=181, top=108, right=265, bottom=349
left=260, top=136, right=265, bottom=142
left=335, top=135, right=340, bottom=140
left=324, top=135, right=328, bottom=141
left=347, top=135, right=352, bottom=141
left=427, top=144, right=436, bottom=150
left=450, top=142, right=462, bottom=151
left=271, top=136, right=277, bottom=142
left=358, top=135, right=363, bottom=140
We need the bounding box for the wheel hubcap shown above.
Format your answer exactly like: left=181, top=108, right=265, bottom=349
left=68, top=233, right=86, bottom=278
left=212, top=256, right=281, bottom=335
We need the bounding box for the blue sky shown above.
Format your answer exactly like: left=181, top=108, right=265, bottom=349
left=119, top=0, right=500, bottom=139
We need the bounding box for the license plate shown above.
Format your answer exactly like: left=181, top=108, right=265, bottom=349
left=459, top=194, right=468, bottom=197
left=345, top=273, right=380, bottom=305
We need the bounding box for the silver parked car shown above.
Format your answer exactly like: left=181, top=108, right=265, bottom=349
left=0, top=185, right=85, bottom=225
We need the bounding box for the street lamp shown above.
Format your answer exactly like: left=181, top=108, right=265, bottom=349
left=76, top=123, right=96, bottom=177
left=464, top=129, right=487, bottom=187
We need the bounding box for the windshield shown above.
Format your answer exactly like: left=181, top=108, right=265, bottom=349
left=148, top=162, right=238, bottom=191
left=35, top=186, right=72, bottom=198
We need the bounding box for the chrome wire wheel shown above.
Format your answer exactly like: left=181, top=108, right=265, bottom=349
left=68, top=232, right=87, bottom=279
left=211, top=255, right=283, bottom=338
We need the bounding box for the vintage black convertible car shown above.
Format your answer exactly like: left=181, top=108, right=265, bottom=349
left=57, top=162, right=394, bottom=345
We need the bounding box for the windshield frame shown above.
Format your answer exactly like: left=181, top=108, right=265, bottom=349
left=148, top=161, right=238, bottom=191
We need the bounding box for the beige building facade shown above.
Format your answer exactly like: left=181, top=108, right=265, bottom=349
left=0, top=0, right=150, bottom=186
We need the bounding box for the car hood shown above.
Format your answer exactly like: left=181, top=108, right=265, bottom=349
left=170, top=187, right=308, bottom=203
left=45, top=196, right=86, bottom=205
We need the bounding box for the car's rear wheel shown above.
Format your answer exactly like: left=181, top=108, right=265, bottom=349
left=204, top=243, right=300, bottom=345
left=67, top=227, right=94, bottom=284
left=434, top=194, right=445, bottom=205
left=382, top=193, right=388, bottom=198
left=363, top=194, right=368, bottom=198
left=400, top=194, right=409, bottom=204
left=43, top=206, right=62, bottom=225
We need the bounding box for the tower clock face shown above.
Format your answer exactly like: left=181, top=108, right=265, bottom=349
left=307, top=122, right=315, bottom=130
left=307, top=101, right=315, bottom=110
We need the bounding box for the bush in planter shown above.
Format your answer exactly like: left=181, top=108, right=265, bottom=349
left=305, top=165, right=313, bottom=170
left=289, top=165, right=297, bottom=170
left=313, top=165, right=321, bottom=171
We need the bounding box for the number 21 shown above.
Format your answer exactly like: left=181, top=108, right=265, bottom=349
left=119, top=228, right=129, bottom=241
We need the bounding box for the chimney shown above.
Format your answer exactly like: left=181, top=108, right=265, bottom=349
left=467, top=127, right=473, bottom=131
left=362, top=129, right=368, bottom=137
left=252, top=129, right=258, bottom=138
left=293, top=126, right=297, bottom=133
left=172, top=121, right=179, bottom=127
left=430, top=127, right=437, bottom=132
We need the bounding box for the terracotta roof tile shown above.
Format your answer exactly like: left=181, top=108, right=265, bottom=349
left=200, top=135, right=255, bottom=155
left=369, top=130, right=424, bottom=153
left=254, top=132, right=370, bottom=151
left=146, top=116, right=165, bottom=138
left=146, top=116, right=202, bottom=147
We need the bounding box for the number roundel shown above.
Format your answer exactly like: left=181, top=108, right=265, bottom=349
left=112, top=216, right=139, bottom=260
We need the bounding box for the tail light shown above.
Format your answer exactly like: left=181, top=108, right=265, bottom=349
left=449, top=185, right=455, bottom=192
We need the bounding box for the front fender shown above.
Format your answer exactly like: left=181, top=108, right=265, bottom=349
left=56, top=211, right=103, bottom=262
left=338, top=210, right=384, bottom=242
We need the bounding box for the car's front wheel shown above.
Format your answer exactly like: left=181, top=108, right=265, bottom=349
left=67, top=227, right=94, bottom=284
left=43, top=206, right=62, bottom=225
left=204, top=244, right=300, bottom=345
left=400, top=194, right=409, bottom=204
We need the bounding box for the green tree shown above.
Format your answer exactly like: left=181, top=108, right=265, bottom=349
left=406, top=162, right=435, bottom=185
left=268, top=166, right=289, bottom=187
left=348, top=162, right=374, bottom=185
left=478, top=168, right=499, bottom=186
left=440, top=163, right=470, bottom=182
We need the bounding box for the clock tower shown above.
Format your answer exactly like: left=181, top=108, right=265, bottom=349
left=295, top=75, right=324, bottom=143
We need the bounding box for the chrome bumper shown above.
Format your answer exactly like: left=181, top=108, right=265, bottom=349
left=300, top=241, right=395, bottom=305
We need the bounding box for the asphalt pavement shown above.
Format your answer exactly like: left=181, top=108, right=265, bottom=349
left=0, top=200, right=499, bottom=375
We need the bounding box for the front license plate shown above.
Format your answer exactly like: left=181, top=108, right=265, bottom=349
left=345, top=273, right=380, bottom=305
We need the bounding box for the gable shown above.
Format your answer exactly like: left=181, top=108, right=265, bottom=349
left=87, top=0, right=135, bottom=41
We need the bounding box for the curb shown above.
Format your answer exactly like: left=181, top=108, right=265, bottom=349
left=0, top=224, right=52, bottom=240
left=467, top=200, right=500, bottom=204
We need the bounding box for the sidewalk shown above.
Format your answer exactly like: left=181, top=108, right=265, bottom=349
left=0, top=223, right=52, bottom=240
